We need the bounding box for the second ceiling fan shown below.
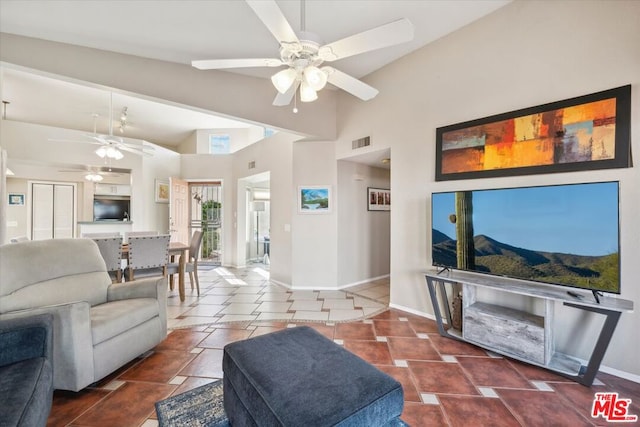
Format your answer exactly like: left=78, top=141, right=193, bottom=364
left=192, top=0, right=414, bottom=107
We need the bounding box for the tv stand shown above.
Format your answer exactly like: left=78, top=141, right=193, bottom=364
left=425, top=270, right=633, bottom=386
left=592, top=290, right=603, bottom=304
left=436, top=266, right=451, bottom=275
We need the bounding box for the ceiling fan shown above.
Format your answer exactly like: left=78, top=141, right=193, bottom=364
left=50, top=94, right=154, bottom=158
left=85, top=114, right=154, bottom=159
left=59, top=166, right=124, bottom=182
left=192, top=0, right=414, bottom=107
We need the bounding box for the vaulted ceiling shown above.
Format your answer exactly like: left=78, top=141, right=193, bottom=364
left=0, top=0, right=510, bottom=153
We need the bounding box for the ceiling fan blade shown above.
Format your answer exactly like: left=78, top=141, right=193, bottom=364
left=49, top=137, right=101, bottom=146
left=116, top=140, right=155, bottom=155
left=273, top=81, right=300, bottom=106
left=246, top=0, right=300, bottom=45
left=116, top=144, right=153, bottom=157
left=192, top=58, right=283, bottom=70
left=318, top=18, right=414, bottom=62
left=119, top=136, right=155, bottom=149
left=325, top=67, right=379, bottom=101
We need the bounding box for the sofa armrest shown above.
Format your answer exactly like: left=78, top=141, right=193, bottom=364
left=107, top=276, right=167, bottom=302
left=0, top=313, right=53, bottom=367
left=107, top=276, right=168, bottom=339
left=0, top=302, right=94, bottom=391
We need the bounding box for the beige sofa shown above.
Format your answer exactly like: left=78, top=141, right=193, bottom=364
left=0, top=238, right=167, bottom=391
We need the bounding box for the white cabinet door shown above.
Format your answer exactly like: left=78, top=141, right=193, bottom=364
left=54, top=185, right=74, bottom=238
left=32, top=184, right=54, bottom=240
left=31, top=182, right=76, bottom=240
left=95, top=184, right=131, bottom=196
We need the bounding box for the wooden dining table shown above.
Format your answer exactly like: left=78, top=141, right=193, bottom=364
left=121, top=241, right=190, bottom=301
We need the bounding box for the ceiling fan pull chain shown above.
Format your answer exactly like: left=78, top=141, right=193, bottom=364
left=293, top=89, right=298, bottom=114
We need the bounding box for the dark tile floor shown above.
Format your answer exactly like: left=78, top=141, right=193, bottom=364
left=46, top=308, right=640, bottom=426
left=45, top=266, right=639, bottom=426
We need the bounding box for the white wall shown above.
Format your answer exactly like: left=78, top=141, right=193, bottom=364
left=140, top=145, right=181, bottom=234
left=337, top=160, right=390, bottom=286
left=291, top=142, right=338, bottom=289
left=180, top=131, right=297, bottom=284
left=232, top=133, right=297, bottom=285
left=4, top=178, right=28, bottom=240
left=335, top=0, right=640, bottom=377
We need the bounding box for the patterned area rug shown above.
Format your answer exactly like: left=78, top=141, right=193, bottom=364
left=155, top=379, right=229, bottom=427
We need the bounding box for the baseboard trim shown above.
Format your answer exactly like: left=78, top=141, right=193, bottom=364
left=270, top=278, right=291, bottom=289
left=339, top=274, right=390, bottom=290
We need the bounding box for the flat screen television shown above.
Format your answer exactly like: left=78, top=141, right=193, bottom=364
left=431, top=181, right=620, bottom=295
left=94, top=198, right=130, bottom=221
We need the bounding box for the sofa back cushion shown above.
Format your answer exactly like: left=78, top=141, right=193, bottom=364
left=0, top=239, right=112, bottom=312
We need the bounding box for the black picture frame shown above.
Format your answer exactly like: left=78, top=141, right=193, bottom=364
left=435, top=85, right=632, bottom=181
left=367, top=187, right=390, bottom=211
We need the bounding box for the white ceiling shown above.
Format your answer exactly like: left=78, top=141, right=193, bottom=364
left=0, top=0, right=510, bottom=159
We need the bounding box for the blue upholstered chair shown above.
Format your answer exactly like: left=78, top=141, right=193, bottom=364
left=0, top=314, right=54, bottom=427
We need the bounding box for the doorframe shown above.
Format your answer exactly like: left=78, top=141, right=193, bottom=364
left=188, top=180, right=224, bottom=265
left=237, top=172, right=270, bottom=268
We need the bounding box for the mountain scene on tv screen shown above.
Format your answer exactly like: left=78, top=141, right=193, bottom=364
left=432, top=230, right=619, bottom=292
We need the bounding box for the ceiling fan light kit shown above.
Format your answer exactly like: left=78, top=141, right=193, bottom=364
left=95, top=145, right=124, bottom=160
left=271, top=68, right=298, bottom=94
left=299, top=81, right=318, bottom=102
left=303, top=66, right=327, bottom=91
left=85, top=173, right=104, bottom=182
left=192, top=0, right=414, bottom=110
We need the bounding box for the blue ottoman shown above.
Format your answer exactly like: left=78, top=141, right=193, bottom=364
left=223, top=326, right=405, bottom=426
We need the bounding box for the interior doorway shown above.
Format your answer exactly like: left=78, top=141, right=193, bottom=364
left=238, top=172, right=270, bottom=267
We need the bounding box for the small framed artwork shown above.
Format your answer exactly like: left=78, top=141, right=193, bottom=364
left=368, top=187, right=390, bottom=211
left=155, top=179, right=169, bottom=203
left=298, top=186, right=331, bottom=214
left=8, top=193, right=25, bottom=206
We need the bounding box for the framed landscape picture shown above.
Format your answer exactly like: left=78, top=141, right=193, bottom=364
left=8, top=193, right=25, bottom=206
left=435, top=85, right=631, bottom=181
left=298, top=186, right=331, bottom=214
left=368, top=187, right=390, bottom=211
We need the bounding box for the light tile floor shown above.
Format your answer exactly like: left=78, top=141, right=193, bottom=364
left=166, top=263, right=390, bottom=329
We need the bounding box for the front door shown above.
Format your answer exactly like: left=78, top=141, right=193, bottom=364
left=169, top=177, right=189, bottom=244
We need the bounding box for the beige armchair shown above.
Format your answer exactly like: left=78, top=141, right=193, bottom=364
left=0, top=239, right=167, bottom=392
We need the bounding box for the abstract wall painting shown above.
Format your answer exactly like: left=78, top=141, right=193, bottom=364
left=435, top=85, right=631, bottom=181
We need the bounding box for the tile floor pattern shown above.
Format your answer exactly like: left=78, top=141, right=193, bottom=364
left=166, top=264, right=390, bottom=329
left=46, top=265, right=639, bottom=426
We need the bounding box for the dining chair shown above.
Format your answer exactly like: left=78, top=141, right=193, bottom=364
left=82, top=232, right=121, bottom=238
left=91, top=236, right=124, bottom=283
left=124, top=231, right=159, bottom=243
left=125, top=234, right=170, bottom=281
left=167, top=230, right=204, bottom=295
